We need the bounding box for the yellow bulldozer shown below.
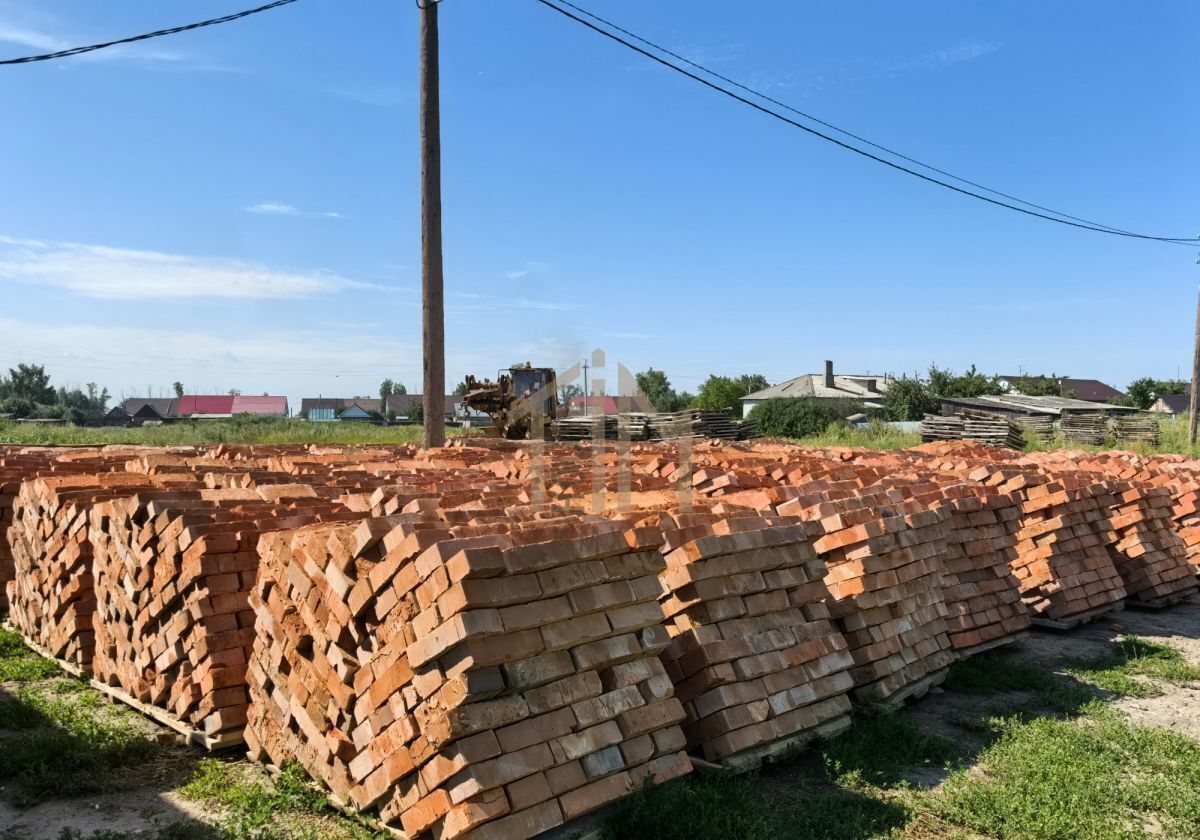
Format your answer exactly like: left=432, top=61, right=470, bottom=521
left=461, top=363, right=559, bottom=439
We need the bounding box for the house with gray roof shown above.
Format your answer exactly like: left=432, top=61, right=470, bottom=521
left=740, top=361, right=891, bottom=418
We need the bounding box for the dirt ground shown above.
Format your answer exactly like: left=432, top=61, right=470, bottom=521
left=4, top=600, right=1200, bottom=839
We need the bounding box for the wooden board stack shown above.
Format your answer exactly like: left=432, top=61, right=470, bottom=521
left=920, top=412, right=1023, bottom=450
left=1060, top=413, right=1108, bottom=446
left=654, top=513, right=854, bottom=765
left=88, top=485, right=358, bottom=747
left=246, top=509, right=691, bottom=839
left=777, top=488, right=955, bottom=708
left=1112, top=416, right=1160, bottom=447
left=1103, top=484, right=1199, bottom=606
left=1015, top=415, right=1054, bottom=441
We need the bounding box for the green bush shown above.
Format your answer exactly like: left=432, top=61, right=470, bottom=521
left=749, top=397, right=862, bottom=439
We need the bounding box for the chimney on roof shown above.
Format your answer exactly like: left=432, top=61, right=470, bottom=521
left=865, top=378, right=878, bottom=393
left=824, top=360, right=834, bottom=389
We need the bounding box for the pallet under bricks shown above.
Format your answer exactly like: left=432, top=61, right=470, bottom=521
left=654, top=512, right=855, bottom=763
left=246, top=509, right=691, bottom=839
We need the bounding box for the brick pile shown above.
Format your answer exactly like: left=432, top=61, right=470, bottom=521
left=1097, top=483, right=1198, bottom=606
left=247, top=508, right=691, bottom=839
left=89, top=485, right=359, bottom=746
left=5, top=470, right=201, bottom=668
left=654, top=511, right=854, bottom=763
left=777, top=485, right=956, bottom=706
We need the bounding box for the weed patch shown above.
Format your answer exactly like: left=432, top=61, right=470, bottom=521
left=1068, top=635, right=1200, bottom=697
left=181, top=759, right=382, bottom=840
left=945, top=651, right=1095, bottom=713
left=937, top=706, right=1200, bottom=839
left=820, top=712, right=961, bottom=786
left=0, top=627, right=59, bottom=682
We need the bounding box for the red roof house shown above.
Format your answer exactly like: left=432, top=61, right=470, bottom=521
left=231, top=395, right=289, bottom=416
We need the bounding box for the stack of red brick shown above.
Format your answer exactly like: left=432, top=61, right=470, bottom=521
left=777, top=485, right=956, bottom=706
left=654, top=511, right=854, bottom=763
left=247, top=507, right=691, bottom=839
left=89, top=484, right=358, bottom=745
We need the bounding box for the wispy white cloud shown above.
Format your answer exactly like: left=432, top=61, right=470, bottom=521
left=0, top=22, right=65, bottom=52
left=243, top=202, right=344, bottom=219
left=882, top=39, right=999, bottom=75
left=0, top=235, right=390, bottom=300
left=504, top=270, right=529, bottom=280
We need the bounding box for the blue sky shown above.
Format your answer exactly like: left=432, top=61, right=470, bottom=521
left=0, top=0, right=1196, bottom=407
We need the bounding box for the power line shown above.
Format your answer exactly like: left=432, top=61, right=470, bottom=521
left=534, top=0, right=1198, bottom=246
left=0, top=0, right=302, bottom=66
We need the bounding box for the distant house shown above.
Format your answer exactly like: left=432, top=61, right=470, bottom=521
left=999, top=376, right=1126, bottom=404
left=232, top=395, right=288, bottom=416
left=338, top=402, right=382, bottom=423
left=104, top=406, right=133, bottom=427
left=122, top=398, right=178, bottom=418
left=567, top=395, right=654, bottom=416
left=1150, top=394, right=1190, bottom=415
left=299, top=397, right=383, bottom=420
left=740, top=361, right=890, bottom=418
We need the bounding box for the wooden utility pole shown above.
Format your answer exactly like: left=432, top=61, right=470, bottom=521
left=1190, top=283, right=1200, bottom=447
left=420, top=0, right=445, bottom=448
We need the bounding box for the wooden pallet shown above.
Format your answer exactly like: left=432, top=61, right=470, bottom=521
left=714, top=715, right=854, bottom=774
left=1031, top=601, right=1124, bottom=630
left=955, top=631, right=1030, bottom=660
left=861, top=668, right=950, bottom=713
left=6, top=623, right=244, bottom=751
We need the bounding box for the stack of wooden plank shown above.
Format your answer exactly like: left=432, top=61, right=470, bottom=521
left=1015, top=415, right=1054, bottom=440
left=1061, top=412, right=1107, bottom=446
left=655, top=513, right=854, bottom=764
left=921, top=411, right=1024, bottom=450
left=89, top=486, right=358, bottom=747
left=777, top=489, right=955, bottom=707
left=736, top=418, right=760, bottom=440
left=994, top=471, right=1128, bottom=626
left=246, top=511, right=691, bottom=839
left=1112, top=416, right=1160, bottom=447
left=920, top=414, right=965, bottom=444
left=552, top=416, right=617, bottom=441
left=648, top=410, right=742, bottom=441
left=1103, top=484, right=1199, bottom=606
left=5, top=472, right=200, bottom=668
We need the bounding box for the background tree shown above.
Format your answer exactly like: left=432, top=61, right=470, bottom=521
left=557, top=383, right=583, bottom=409
left=749, top=397, right=861, bottom=438
left=406, top=402, right=424, bottom=422
left=0, top=363, right=55, bottom=404
left=453, top=379, right=470, bottom=397
left=227, top=388, right=241, bottom=397
left=1014, top=373, right=1065, bottom=397
left=691, top=375, right=748, bottom=411
left=172, top=381, right=185, bottom=399
left=927, top=364, right=1004, bottom=398
left=380, top=378, right=395, bottom=402
left=882, top=375, right=938, bottom=421
left=735, top=374, right=770, bottom=396
left=635, top=368, right=679, bottom=413
left=1125, top=377, right=1187, bottom=410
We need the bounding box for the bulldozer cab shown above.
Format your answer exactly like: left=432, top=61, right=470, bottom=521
left=507, top=365, right=556, bottom=420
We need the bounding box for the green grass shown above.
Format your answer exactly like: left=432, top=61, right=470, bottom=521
left=0, top=681, right=160, bottom=804
left=937, top=705, right=1200, bottom=839
left=0, top=626, right=60, bottom=682
left=794, top=420, right=921, bottom=450
left=181, top=759, right=385, bottom=840
left=1068, top=635, right=1200, bottom=698
left=0, top=416, right=464, bottom=446
left=820, top=713, right=961, bottom=787
left=945, top=651, right=1096, bottom=714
